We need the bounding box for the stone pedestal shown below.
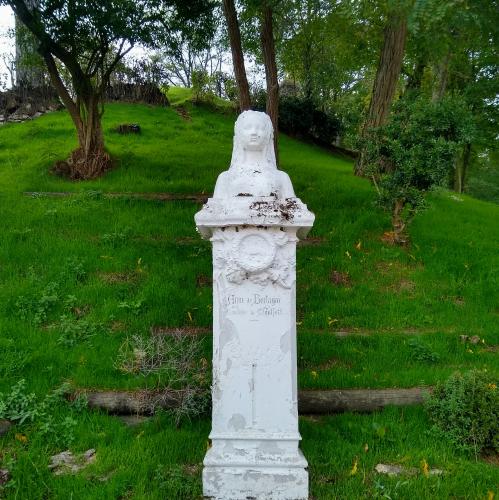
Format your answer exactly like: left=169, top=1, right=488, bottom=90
left=196, top=196, right=314, bottom=500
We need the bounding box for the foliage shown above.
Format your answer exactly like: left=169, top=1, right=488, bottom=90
left=0, top=380, right=85, bottom=446
left=408, top=338, right=440, bottom=363
left=253, top=91, right=342, bottom=146
left=425, top=370, right=499, bottom=457
left=362, top=95, right=475, bottom=224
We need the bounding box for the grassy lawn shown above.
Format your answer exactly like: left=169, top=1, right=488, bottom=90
left=0, top=101, right=497, bottom=498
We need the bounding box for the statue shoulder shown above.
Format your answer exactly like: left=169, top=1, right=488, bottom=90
left=277, top=170, right=296, bottom=198
left=213, top=170, right=229, bottom=198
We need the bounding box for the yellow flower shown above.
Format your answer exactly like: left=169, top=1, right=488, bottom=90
left=420, top=459, right=429, bottom=477
left=487, top=383, right=496, bottom=391
left=349, top=458, right=358, bottom=476
left=15, top=433, right=28, bottom=443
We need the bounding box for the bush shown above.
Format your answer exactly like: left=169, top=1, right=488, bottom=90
left=362, top=95, right=475, bottom=242
left=251, top=89, right=342, bottom=146
left=425, top=370, right=499, bottom=457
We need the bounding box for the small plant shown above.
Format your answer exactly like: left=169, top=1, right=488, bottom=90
left=15, top=281, right=60, bottom=325
left=0, top=381, right=79, bottom=447
left=100, top=229, right=130, bottom=246
left=118, top=298, right=145, bottom=316
left=408, top=338, right=440, bottom=363
left=60, top=257, right=87, bottom=283
left=425, top=370, right=499, bottom=458
left=57, top=314, right=103, bottom=347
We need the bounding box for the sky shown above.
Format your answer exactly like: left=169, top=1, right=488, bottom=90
left=0, top=5, right=14, bottom=88
left=0, top=5, right=263, bottom=90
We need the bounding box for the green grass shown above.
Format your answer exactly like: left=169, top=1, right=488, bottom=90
left=0, top=101, right=497, bottom=498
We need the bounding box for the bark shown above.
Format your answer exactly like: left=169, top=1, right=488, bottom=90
left=391, top=198, right=408, bottom=245
left=432, top=52, right=451, bottom=102
left=355, top=12, right=408, bottom=176
left=260, top=3, right=279, bottom=163
left=222, top=0, right=251, bottom=111
left=76, top=387, right=430, bottom=415
left=454, top=143, right=472, bottom=193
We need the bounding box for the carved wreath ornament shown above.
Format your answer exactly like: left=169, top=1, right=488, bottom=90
left=213, top=230, right=294, bottom=288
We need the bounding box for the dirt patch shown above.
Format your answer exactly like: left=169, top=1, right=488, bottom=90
left=150, top=326, right=211, bottom=336
left=196, top=274, right=212, bottom=288
left=175, top=106, right=191, bottom=121
left=183, top=464, right=201, bottom=476
left=298, top=237, right=326, bottom=247
left=111, top=321, right=126, bottom=332
left=481, top=451, right=499, bottom=466
left=330, top=270, right=351, bottom=287
left=71, top=305, right=90, bottom=319
left=317, top=357, right=351, bottom=370
left=99, top=272, right=139, bottom=284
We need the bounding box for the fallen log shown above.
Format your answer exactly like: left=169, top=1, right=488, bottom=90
left=75, top=387, right=430, bottom=416
left=23, top=192, right=210, bottom=203
left=79, top=389, right=185, bottom=415
left=297, top=388, right=429, bottom=414
left=149, top=326, right=446, bottom=337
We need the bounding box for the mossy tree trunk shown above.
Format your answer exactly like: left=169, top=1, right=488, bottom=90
left=355, top=12, right=408, bottom=177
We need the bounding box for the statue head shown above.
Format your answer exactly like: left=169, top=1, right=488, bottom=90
left=230, top=110, right=276, bottom=171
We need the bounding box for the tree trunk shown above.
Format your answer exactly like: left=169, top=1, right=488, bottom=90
left=68, top=93, right=110, bottom=180
left=355, top=12, right=408, bottom=176
left=432, top=52, right=451, bottom=102
left=222, top=0, right=251, bottom=111
left=454, top=143, right=472, bottom=193
left=392, top=198, right=408, bottom=245
left=41, top=51, right=110, bottom=179
left=260, top=3, right=279, bottom=163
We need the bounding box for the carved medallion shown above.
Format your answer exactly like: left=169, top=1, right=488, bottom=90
left=235, top=233, right=276, bottom=273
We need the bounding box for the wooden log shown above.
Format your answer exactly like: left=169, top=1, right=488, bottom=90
left=80, top=389, right=185, bottom=415
left=149, top=326, right=443, bottom=337
left=298, top=388, right=429, bottom=414
left=23, top=192, right=210, bottom=203
left=76, top=387, right=430, bottom=416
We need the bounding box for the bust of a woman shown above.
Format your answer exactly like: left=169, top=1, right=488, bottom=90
left=213, top=111, right=295, bottom=199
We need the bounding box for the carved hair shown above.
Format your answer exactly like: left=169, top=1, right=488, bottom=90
left=229, top=110, right=277, bottom=171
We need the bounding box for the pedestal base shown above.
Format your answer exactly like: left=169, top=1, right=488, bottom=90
left=203, top=462, right=308, bottom=500
left=203, top=441, right=308, bottom=500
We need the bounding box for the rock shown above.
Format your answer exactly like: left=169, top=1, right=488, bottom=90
left=460, top=335, right=469, bottom=343
left=49, top=449, right=96, bottom=475
left=0, top=469, right=10, bottom=486
left=375, top=463, right=444, bottom=476
left=470, top=335, right=481, bottom=345
left=0, top=419, right=12, bottom=436
left=375, top=464, right=414, bottom=476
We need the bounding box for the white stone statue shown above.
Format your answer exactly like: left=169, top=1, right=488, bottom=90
left=196, top=111, right=315, bottom=499
left=213, top=110, right=295, bottom=199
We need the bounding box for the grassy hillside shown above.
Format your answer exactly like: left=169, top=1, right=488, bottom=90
left=0, top=102, right=497, bottom=498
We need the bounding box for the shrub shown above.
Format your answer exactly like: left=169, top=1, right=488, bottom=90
left=362, top=95, right=475, bottom=243
left=425, top=370, right=499, bottom=457
left=251, top=89, right=342, bottom=146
